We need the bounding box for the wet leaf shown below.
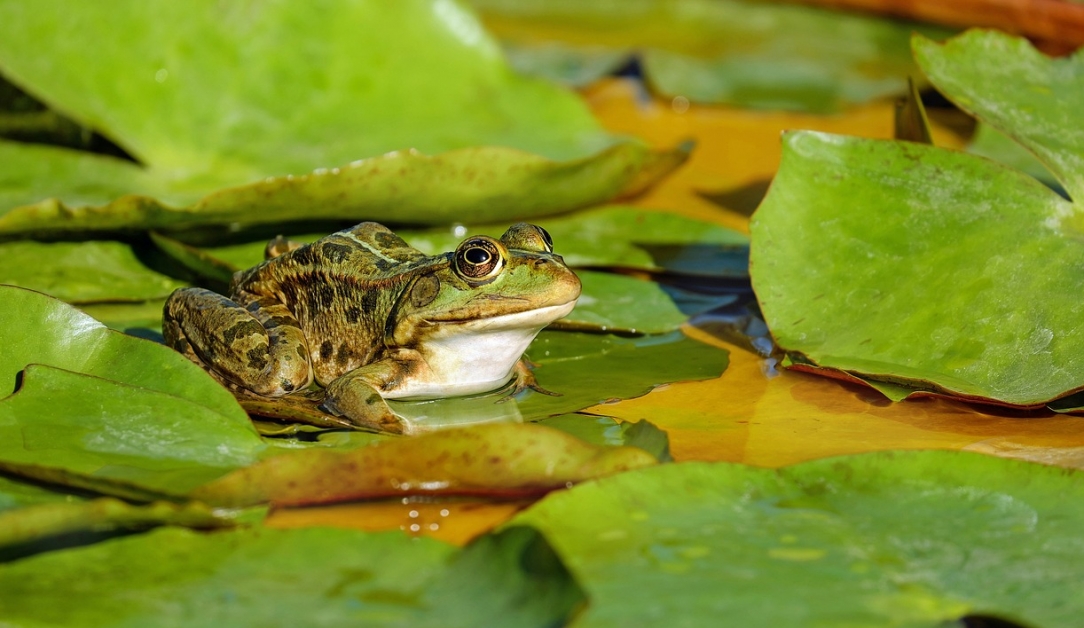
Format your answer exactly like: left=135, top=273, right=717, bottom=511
left=913, top=29, right=1084, bottom=200
left=519, top=330, right=729, bottom=420
left=193, top=422, right=656, bottom=508
left=0, top=365, right=264, bottom=498
left=0, top=0, right=678, bottom=234
left=536, top=416, right=672, bottom=463
left=0, top=497, right=234, bottom=553
left=513, top=451, right=1084, bottom=627
left=751, top=130, right=1082, bottom=406
left=470, top=0, right=952, bottom=112
left=401, top=206, right=748, bottom=274
left=0, top=286, right=262, bottom=496
left=558, top=270, right=688, bottom=334
left=0, top=285, right=245, bottom=421
left=0, top=525, right=584, bottom=628
left=0, top=239, right=185, bottom=303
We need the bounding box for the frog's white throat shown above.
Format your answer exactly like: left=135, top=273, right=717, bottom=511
left=385, top=300, right=577, bottom=400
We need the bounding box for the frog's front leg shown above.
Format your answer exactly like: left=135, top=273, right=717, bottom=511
left=163, top=288, right=312, bottom=396
left=318, top=353, right=422, bottom=434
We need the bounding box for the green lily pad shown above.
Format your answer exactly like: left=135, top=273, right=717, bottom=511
left=400, top=206, right=749, bottom=275
left=0, top=286, right=262, bottom=497
left=559, top=270, right=688, bottom=334
left=519, top=330, right=729, bottom=419
left=469, top=0, right=952, bottom=113
left=0, top=365, right=264, bottom=498
left=0, top=525, right=584, bottom=628
left=0, top=497, right=234, bottom=554
left=913, top=29, right=1084, bottom=201
left=536, top=416, right=672, bottom=463
left=751, top=31, right=1084, bottom=406
left=751, top=130, right=1084, bottom=406
left=193, top=422, right=656, bottom=508
left=0, top=239, right=186, bottom=303
left=512, top=451, right=1084, bottom=627
left=0, top=0, right=678, bottom=234
left=0, top=285, right=245, bottom=418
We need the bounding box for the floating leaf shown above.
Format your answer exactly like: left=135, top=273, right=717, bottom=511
left=0, top=0, right=678, bottom=234
left=0, top=365, right=264, bottom=498
left=0, top=239, right=185, bottom=303
left=913, top=29, right=1084, bottom=200
left=513, top=451, right=1084, bottom=627
left=401, top=206, right=749, bottom=274
left=0, top=286, right=262, bottom=496
left=470, top=0, right=952, bottom=112
left=0, top=285, right=245, bottom=419
left=559, top=270, right=688, bottom=334
left=0, top=497, right=234, bottom=553
left=519, top=330, right=729, bottom=419
left=0, top=525, right=584, bottom=628
left=193, top=422, right=656, bottom=508
left=751, top=129, right=1083, bottom=406
left=537, top=416, right=672, bottom=462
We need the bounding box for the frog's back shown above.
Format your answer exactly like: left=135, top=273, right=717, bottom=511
left=232, top=223, right=435, bottom=384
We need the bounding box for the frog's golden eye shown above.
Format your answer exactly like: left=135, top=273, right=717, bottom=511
left=499, top=223, right=553, bottom=253
left=454, top=237, right=504, bottom=281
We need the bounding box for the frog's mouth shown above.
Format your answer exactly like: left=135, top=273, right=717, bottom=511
left=423, top=299, right=577, bottom=330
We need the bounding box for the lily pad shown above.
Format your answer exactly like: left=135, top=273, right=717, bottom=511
left=512, top=451, right=1084, bottom=627
left=0, top=525, right=584, bottom=628
left=400, top=206, right=749, bottom=275
left=751, top=31, right=1084, bottom=406
left=193, top=422, right=657, bottom=508
left=0, top=497, right=234, bottom=554
left=519, top=330, right=729, bottom=419
left=0, top=285, right=246, bottom=419
left=0, top=286, right=262, bottom=497
left=469, top=0, right=952, bottom=112
left=0, top=365, right=264, bottom=498
left=913, top=29, right=1084, bottom=201
left=751, top=130, right=1084, bottom=406
left=0, top=0, right=678, bottom=234
left=0, top=239, right=186, bottom=303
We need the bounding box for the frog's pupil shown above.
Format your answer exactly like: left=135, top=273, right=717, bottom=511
left=538, top=227, right=553, bottom=250
left=466, top=248, right=490, bottom=264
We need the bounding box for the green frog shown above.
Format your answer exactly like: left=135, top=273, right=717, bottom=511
left=163, top=221, right=581, bottom=433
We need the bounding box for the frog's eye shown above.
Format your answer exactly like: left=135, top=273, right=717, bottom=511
left=499, top=223, right=553, bottom=253
left=454, top=237, right=504, bottom=281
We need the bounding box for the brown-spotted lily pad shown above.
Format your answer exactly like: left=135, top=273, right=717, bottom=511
left=193, top=422, right=657, bottom=508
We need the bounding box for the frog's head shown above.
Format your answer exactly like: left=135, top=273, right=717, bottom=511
left=388, top=223, right=581, bottom=346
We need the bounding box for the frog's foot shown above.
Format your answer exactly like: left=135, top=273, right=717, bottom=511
left=507, top=358, right=560, bottom=398
left=320, top=373, right=407, bottom=435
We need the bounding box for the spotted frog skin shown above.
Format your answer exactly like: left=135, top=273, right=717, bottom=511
left=163, top=222, right=581, bottom=433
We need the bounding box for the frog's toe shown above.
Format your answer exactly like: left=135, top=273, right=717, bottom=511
left=319, top=389, right=406, bottom=435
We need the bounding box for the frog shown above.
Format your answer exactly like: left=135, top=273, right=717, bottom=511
left=162, top=221, right=581, bottom=434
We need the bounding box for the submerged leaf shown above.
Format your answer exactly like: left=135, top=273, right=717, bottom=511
left=193, top=422, right=657, bottom=508
left=513, top=451, right=1084, bottom=627
left=0, top=525, right=584, bottom=628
